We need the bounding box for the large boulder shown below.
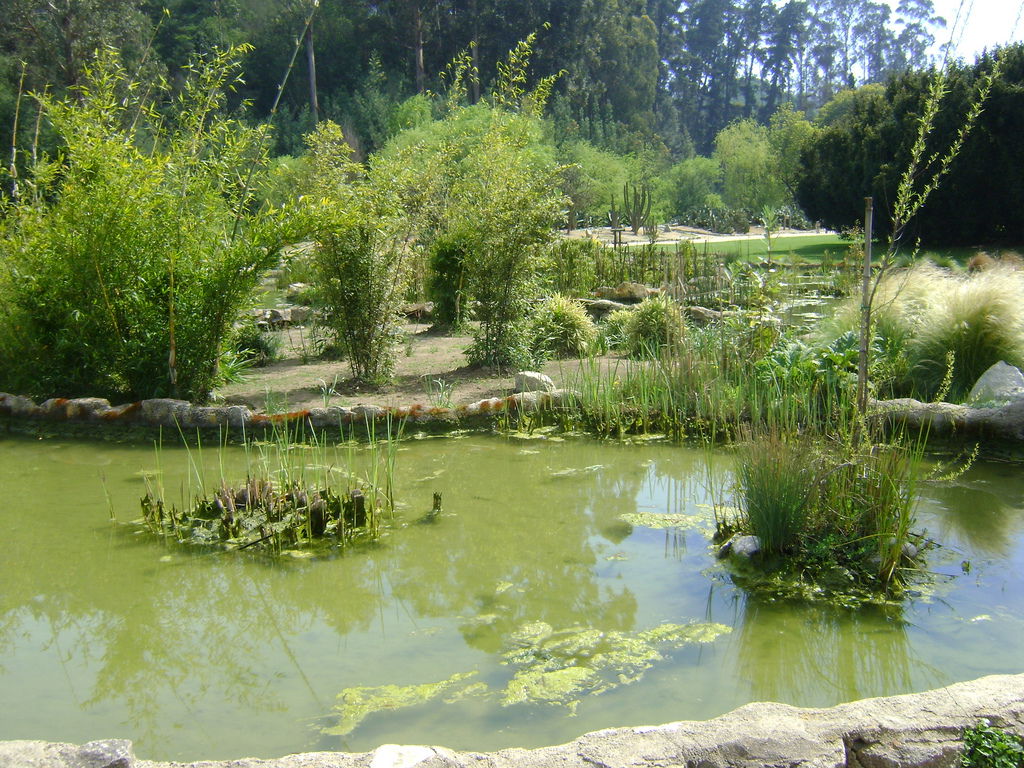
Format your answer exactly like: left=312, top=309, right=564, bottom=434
left=514, top=371, right=555, bottom=394
left=967, top=361, right=1024, bottom=408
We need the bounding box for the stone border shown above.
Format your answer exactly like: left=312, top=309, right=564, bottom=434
left=1, top=674, right=1021, bottom=768
left=0, top=390, right=578, bottom=437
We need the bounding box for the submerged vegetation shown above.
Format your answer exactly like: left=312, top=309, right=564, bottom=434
left=324, top=619, right=731, bottom=737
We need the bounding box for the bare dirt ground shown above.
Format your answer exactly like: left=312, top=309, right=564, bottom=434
left=565, top=224, right=827, bottom=247
left=215, top=321, right=619, bottom=413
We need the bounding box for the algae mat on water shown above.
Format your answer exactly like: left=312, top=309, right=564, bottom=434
left=325, top=620, right=731, bottom=736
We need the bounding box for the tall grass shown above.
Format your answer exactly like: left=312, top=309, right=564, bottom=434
left=907, top=266, right=1024, bottom=401
left=735, top=434, right=815, bottom=555
left=729, top=429, right=923, bottom=594
left=819, top=263, right=1024, bottom=402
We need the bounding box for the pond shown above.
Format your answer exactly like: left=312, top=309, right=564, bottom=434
left=1, top=431, right=1022, bottom=761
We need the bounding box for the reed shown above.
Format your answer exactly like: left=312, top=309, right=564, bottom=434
left=138, top=418, right=401, bottom=555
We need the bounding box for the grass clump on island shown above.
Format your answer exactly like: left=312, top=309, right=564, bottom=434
left=136, top=422, right=401, bottom=556
left=716, top=428, right=929, bottom=603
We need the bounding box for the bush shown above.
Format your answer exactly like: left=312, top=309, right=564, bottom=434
left=231, top=324, right=280, bottom=368
left=601, top=308, right=635, bottom=351
left=624, top=295, right=686, bottom=358
left=537, top=238, right=600, bottom=297
left=427, top=232, right=471, bottom=330
left=530, top=294, right=598, bottom=359
left=303, top=122, right=411, bottom=386
left=906, top=265, right=1024, bottom=401
left=0, top=48, right=288, bottom=402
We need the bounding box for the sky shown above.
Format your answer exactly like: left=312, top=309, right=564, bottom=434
left=916, top=0, right=1024, bottom=60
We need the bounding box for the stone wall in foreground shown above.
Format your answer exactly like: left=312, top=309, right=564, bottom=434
left=1, top=674, right=1022, bottom=768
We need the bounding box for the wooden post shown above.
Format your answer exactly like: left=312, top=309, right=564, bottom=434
left=857, top=197, right=874, bottom=416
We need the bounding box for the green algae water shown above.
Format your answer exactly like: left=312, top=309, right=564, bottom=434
left=1, top=432, right=1022, bottom=761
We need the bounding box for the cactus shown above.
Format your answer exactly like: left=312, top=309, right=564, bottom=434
left=623, top=183, right=652, bottom=235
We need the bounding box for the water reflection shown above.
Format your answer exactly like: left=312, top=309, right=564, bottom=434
left=733, top=594, right=946, bottom=706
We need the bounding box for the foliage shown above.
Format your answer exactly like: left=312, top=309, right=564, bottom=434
left=818, top=263, right=1024, bottom=402
left=624, top=295, right=687, bottom=358
left=530, top=294, right=598, bottom=360
left=537, top=238, right=600, bottom=297
left=798, top=48, right=1024, bottom=246
left=231, top=323, right=280, bottom=368
left=961, top=721, right=1024, bottom=768
left=0, top=47, right=287, bottom=402
left=427, top=231, right=471, bottom=330
left=906, top=265, right=1024, bottom=401
left=714, top=119, right=788, bottom=213
left=302, top=121, right=411, bottom=386
left=601, top=308, right=635, bottom=351
left=656, top=156, right=722, bottom=222
left=730, top=430, right=923, bottom=595
left=457, top=120, right=562, bottom=368
left=558, top=140, right=630, bottom=224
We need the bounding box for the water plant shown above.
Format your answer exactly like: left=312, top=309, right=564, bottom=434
left=137, top=420, right=400, bottom=555
left=724, top=429, right=925, bottom=598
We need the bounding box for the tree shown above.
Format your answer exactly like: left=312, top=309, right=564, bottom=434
left=714, top=119, right=787, bottom=212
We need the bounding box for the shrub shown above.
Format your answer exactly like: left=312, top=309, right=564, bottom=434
left=813, top=261, right=1024, bottom=401
left=231, top=324, right=280, bottom=368
left=303, top=122, right=411, bottom=386
left=427, top=231, right=471, bottom=330
left=530, top=294, right=598, bottom=359
left=624, top=295, right=686, bottom=358
left=601, top=308, right=635, bottom=351
left=0, top=48, right=288, bottom=402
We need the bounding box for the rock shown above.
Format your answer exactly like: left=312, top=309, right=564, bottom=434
left=402, top=302, right=434, bottom=321
left=967, top=361, right=1024, bottom=408
left=580, top=299, right=629, bottom=319
left=595, top=282, right=652, bottom=303
left=139, top=399, right=191, bottom=427
left=3, top=675, right=1023, bottom=768
left=285, top=283, right=314, bottom=305
left=717, top=534, right=762, bottom=560
left=0, top=393, right=40, bottom=418
left=66, top=398, right=112, bottom=420
left=685, top=306, right=726, bottom=325
left=514, top=371, right=555, bottom=394
left=289, top=306, right=313, bottom=325
left=265, top=307, right=292, bottom=329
